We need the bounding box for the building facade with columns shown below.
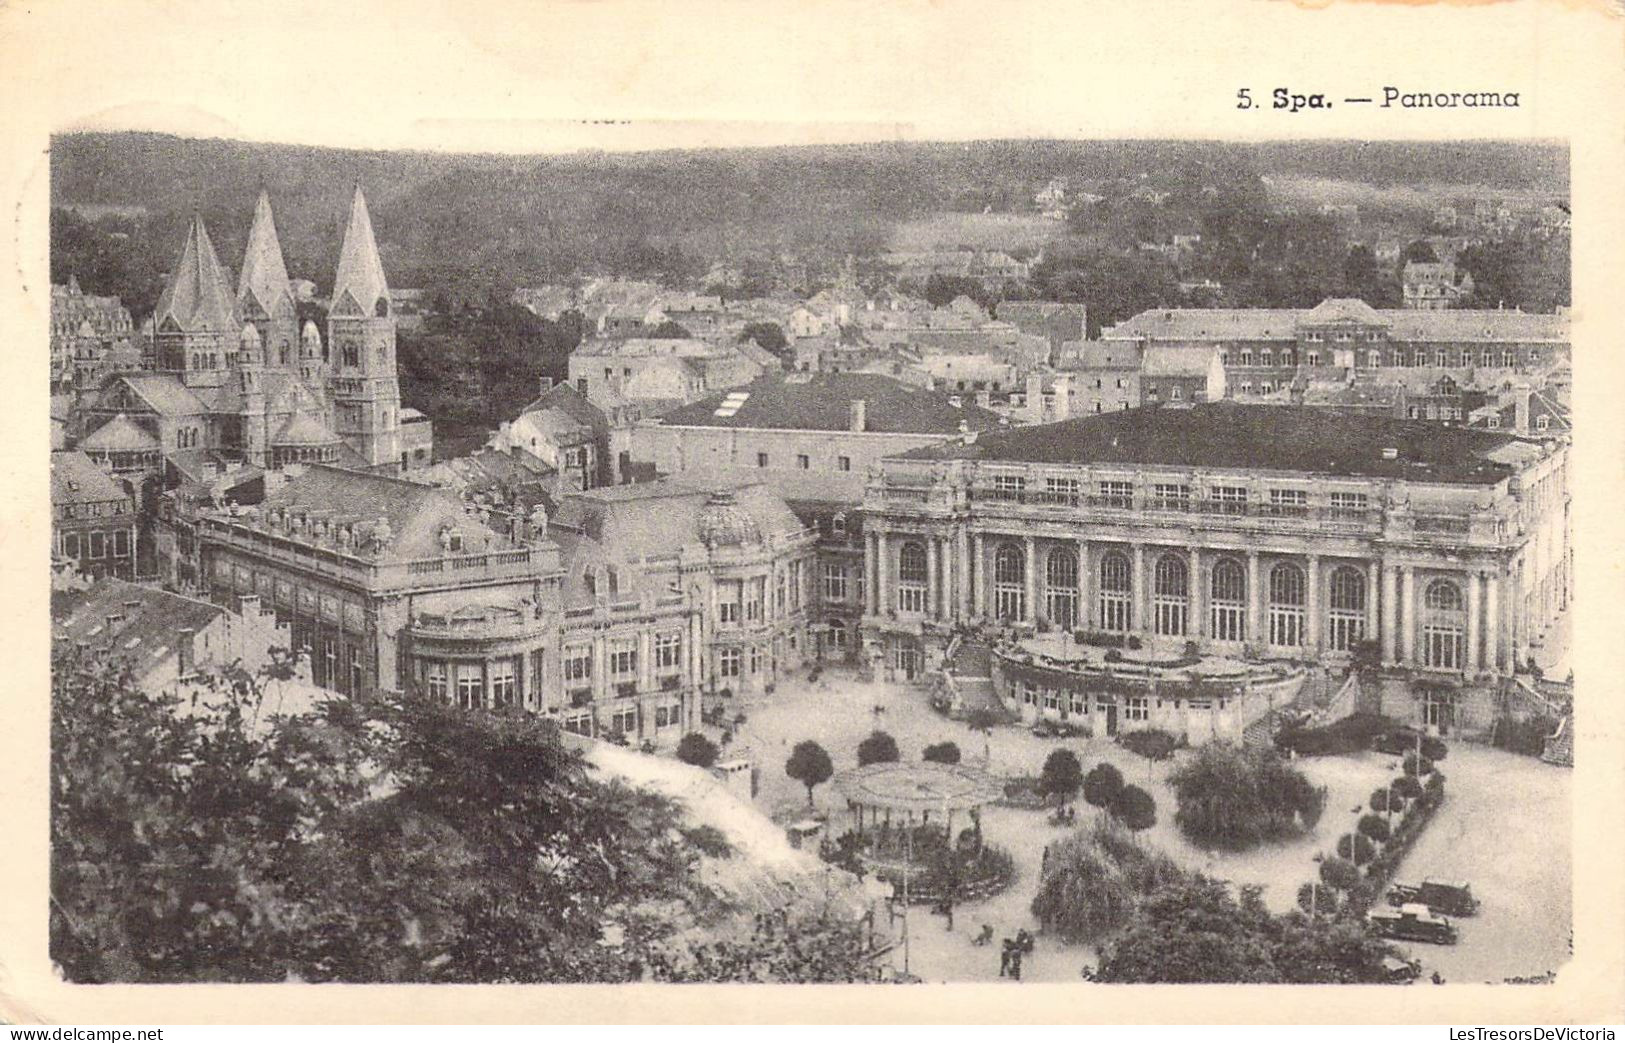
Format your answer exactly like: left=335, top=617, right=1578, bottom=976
left=859, top=404, right=1570, bottom=729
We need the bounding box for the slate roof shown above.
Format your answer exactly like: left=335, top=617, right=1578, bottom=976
left=654, top=373, right=1005, bottom=434
left=899, top=402, right=1525, bottom=485
left=105, top=373, right=208, bottom=417
left=1105, top=299, right=1568, bottom=344
left=53, top=578, right=224, bottom=674
left=553, top=477, right=803, bottom=557
left=330, top=186, right=390, bottom=316
left=154, top=214, right=239, bottom=334
left=51, top=450, right=129, bottom=505
left=79, top=413, right=161, bottom=454
left=1142, top=345, right=1219, bottom=377
left=260, top=464, right=508, bottom=561
left=272, top=412, right=341, bottom=446
left=237, top=190, right=294, bottom=319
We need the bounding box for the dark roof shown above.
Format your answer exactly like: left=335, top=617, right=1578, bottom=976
left=899, top=402, right=1525, bottom=484
left=53, top=578, right=224, bottom=671
left=553, top=476, right=803, bottom=556
left=522, top=382, right=609, bottom=440
left=655, top=373, right=1004, bottom=434
left=51, top=451, right=130, bottom=506
left=261, top=464, right=509, bottom=561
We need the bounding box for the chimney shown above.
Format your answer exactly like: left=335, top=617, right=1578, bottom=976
left=177, top=627, right=195, bottom=677
left=237, top=593, right=261, bottom=618
left=538, top=376, right=554, bottom=394
left=1514, top=389, right=1531, bottom=433
left=849, top=399, right=867, bottom=432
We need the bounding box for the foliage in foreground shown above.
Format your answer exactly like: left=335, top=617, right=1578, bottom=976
left=1096, top=876, right=1400, bottom=983
left=51, top=647, right=873, bottom=983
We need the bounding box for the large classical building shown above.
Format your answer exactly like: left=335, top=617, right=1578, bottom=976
left=73, top=187, right=417, bottom=479
left=859, top=404, right=1571, bottom=729
left=1104, top=298, right=1569, bottom=400
left=192, top=461, right=814, bottom=743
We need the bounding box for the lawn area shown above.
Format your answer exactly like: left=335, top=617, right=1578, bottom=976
left=712, top=667, right=1392, bottom=982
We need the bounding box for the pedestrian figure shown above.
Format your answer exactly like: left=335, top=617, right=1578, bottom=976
left=999, top=940, right=1013, bottom=977
left=944, top=900, right=954, bottom=932
left=1010, top=949, right=1023, bottom=981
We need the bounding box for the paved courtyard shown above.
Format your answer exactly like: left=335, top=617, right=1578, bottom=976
left=709, top=666, right=1455, bottom=982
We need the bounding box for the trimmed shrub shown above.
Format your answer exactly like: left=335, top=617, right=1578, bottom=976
left=1391, top=775, right=1423, bottom=801
left=922, top=741, right=961, bottom=765
left=1402, top=752, right=1435, bottom=777
left=857, top=730, right=901, bottom=766
left=1357, top=814, right=1391, bottom=843
left=1274, top=712, right=1397, bottom=757
left=1337, top=832, right=1376, bottom=865
left=1082, top=762, right=1125, bottom=812
left=1420, top=736, right=1448, bottom=762
left=1369, top=788, right=1390, bottom=814
left=1169, top=743, right=1326, bottom=851
left=1110, top=784, right=1157, bottom=833
left=1318, top=856, right=1362, bottom=891
left=1120, top=728, right=1178, bottom=764
left=675, top=732, right=720, bottom=768
left=1297, top=882, right=1341, bottom=915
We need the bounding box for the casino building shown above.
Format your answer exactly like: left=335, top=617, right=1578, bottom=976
left=860, top=403, right=1570, bottom=731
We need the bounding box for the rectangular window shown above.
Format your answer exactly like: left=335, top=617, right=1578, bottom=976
left=757, top=452, right=769, bottom=467
left=1045, top=477, right=1080, bottom=504
left=718, top=580, right=742, bottom=625
left=425, top=660, right=448, bottom=702
left=322, top=639, right=338, bottom=687
left=719, top=647, right=741, bottom=677
left=577, top=378, right=589, bottom=394
left=1098, top=480, right=1134, bottom=509
left=1266, top=488, right=1308, bottom=517
left=837, top=456, right=851, bottom=472
left=489, top=658, right=517, bottom=707
left=89, top=532, right=105, bottom=559
left=610, top=707, right=637, bottom=736
left=113, top=530, right=131, bottom=556
left=451, top=662, right=481, bottom=711
left=64, top=532, right=80, bottom=558
left=1307, top=351, right=1321, bottom=366
left=564, top=644, right=593, bottom=682
left=1329, top=491, right=1369, bottom=517
left=655, top=631, right=683, bottom=671
left=1210, top=485, right=1248, bottom=514
left=1151, top=483, right=1191, bottom=510
left=1043, top=689, right=1060, bottom=711
left=1125, top=696, right=1149, bottom=722
left=1070, top=691, right=1088, bottom=715
left=992, top=474, right=1026, bottom=501
left=748, top=577, right=766, bottom=622
left=750, top=646, right=763, bottom=674
left=797, top=454, right=810, bottom=470
left=609, top=638, right=638, bottom=678
left=1305, top=332, right=1323, bottom=342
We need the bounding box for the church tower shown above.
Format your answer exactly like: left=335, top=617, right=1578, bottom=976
left=237, top=323, right=270, bottom=465
left=237, top=189, right=300, bottom=369
left=326, top=185, right=403, bottom=470
left=152, top=213, right=238, bottom=390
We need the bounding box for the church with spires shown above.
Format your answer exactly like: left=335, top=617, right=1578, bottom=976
left=72, top=185, right=425, bottom=485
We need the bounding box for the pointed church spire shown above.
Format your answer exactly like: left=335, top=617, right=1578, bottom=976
left=331, top=184, right=390, bottom=317
left=238, top=189, right=293, bottom=320
left=154, top=213, right=238, bottom=333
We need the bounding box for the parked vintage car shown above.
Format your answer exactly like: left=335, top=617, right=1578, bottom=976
left=1381, top=956, right=1423, bottom=983
left=1388, top=878, right=1480, bottom=917
left=1368, top=904, right=1459, bottom=945
left=1031, top=718, right=1086, bottom=739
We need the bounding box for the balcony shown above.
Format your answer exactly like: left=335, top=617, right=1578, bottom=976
left=407, top=605, right=546, bottom=642
left=957, top=487, right=1386, bottom=537
left=198, top=516, right=547, bottom=592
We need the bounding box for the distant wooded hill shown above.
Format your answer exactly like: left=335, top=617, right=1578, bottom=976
left=51, top=132, right=1565, bottom=303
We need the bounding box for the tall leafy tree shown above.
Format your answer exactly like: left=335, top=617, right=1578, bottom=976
left=785, top=741, right=835, bottom=807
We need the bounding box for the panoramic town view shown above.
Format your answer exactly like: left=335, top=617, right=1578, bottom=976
left=48, top=134, right=1572, bottom=985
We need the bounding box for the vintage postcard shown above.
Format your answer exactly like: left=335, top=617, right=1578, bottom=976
left=0, top=0, right=1621, bottom=1027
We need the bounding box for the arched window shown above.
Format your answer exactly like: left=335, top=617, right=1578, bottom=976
left=1258, top=349, right=1272, bottom=367
left=1152, top=553, right=1188, bottom=637
left=1210, top=557, right=1246, bottom=642
left=1045, top=547, right=1079, bottom=630
left=605, top=566, right=619, bottom=596
left=280, top=340, right=291, bottom=365
left=1368, top=350, right=1382, bottom=368
left=1422, top=578, right=1465, bottom=669
left=898, top=541, right=929, bottom=613
left=1268, top=562, right=1306, bottom=647
left=343, top=342, right=359, bottom=367
left=1239, top=349, right=1254, bottom=367
left=584, top=568, right=597, bottom=596
left=993, top=543, right=1026, bottom=621
left=1098, top=551, right=1132, bottom=633
left=375, top=298, right=390, bottom=318
left=1327, top=566, right=1366, bottom=651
